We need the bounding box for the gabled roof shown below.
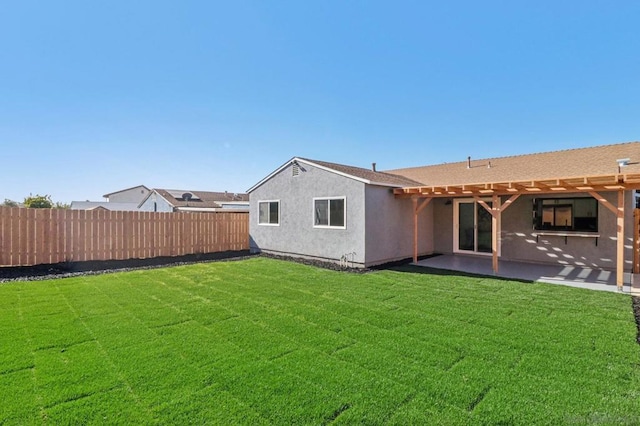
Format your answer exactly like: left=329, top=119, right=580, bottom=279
left=102, top=185, right=150, bottom=198
left=387, top=141, right=640, bottom=186
left=302, top=158, right=423, bottom=186
left=143, top=189, right=249, bottom=209
left=247, top=157, right=421, bottom=193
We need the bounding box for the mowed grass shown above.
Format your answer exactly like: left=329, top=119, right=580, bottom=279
left=1, top=258, right=639, bottom=425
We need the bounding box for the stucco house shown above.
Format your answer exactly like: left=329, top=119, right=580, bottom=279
left=138, top=189, right=249, bottom=212
left=248, top=141, right=640, bottom=289
left=70, top=201, right=143, bottom=211
left=71, top=185, right=151, bottom=211
left=103, top=185, right=151, bottom=203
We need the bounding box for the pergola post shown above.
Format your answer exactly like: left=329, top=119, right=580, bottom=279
left=412, top=197, right=432, bottom=263
left=475, top=194, right=520, bottom=275
left=492, top=194, right=501, bottom=273
left=588, top=190, right=626, bottom=291
left=616, top=189, right=625, bottom=290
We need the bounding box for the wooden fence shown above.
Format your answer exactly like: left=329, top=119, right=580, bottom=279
left=0, top=207, right=249, bottom=267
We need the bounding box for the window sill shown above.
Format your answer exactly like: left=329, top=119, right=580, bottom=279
left=533, top=231, right=600, bottom=246
left=533, top=231, right=599, bottom=238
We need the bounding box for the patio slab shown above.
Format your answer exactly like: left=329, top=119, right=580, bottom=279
left=413, top=254, right=639, bottom=294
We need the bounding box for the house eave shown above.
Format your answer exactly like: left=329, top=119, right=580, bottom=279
left=393, top=173, right=640, bottom=198
left=137, top=190, right=175, bottom=208
left=247, top=157, right=409, bottom=193
left=103, top=185, right=150, bottom=198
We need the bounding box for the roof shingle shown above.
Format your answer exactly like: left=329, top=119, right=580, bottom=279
left=384, top=141, right=640, bottom=186
left=154, top=189, right=249, bottom=208
left=299, top=158, right=422, bottom=187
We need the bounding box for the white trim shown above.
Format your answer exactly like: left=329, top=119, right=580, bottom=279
left=175, top=207, right=249, bottom=212
left=258, top=199, right=280, bottom=226
left=218, top=201, right=250, bottom=206
left=300, top=159, right=371, bottom=185
left=103, top=185, right=150, bottom=198
left=312, top=196, right=347, bottom=229
left=137, top=190, right=173, bottom=209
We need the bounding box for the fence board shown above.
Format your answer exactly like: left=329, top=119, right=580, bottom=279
left=0, top=207, right=249, bottom=267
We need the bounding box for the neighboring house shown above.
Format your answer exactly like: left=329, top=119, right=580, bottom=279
left=103, top=185, right=151, bottom=203
left=70, top=201, right=143, bottom=211
left=138, top=189, right=249, bottom=212
left=71, top=185, right=150, bottom=211
left=248, top=141, right=640, bottom=289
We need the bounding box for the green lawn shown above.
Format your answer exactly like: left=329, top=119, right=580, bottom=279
left=1, top=257, right=639, bottom=425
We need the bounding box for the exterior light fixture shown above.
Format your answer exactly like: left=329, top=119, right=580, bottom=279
left=617, top=158, right=630, bottom=173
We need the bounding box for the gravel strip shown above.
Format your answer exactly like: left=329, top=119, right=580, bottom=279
left=0, top=251, right=253, bottom=283
left=633, top=296, right=640, bottom=345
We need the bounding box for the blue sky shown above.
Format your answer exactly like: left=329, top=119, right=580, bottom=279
left=1, top=1, right=639, bottom=203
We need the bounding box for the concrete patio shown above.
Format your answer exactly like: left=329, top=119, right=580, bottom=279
left=413, top=254, right=640, bottom=294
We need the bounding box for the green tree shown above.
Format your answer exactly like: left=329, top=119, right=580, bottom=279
left=2, top=199, right=19, bottom=207
left=23, top=194, right=53, bottom=209
left=53, top=201, right=70, bottom=209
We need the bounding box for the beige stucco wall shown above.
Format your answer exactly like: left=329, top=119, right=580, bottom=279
left=430, top=191, right=635, bottom=272
left=364, top=187, right=434, bottom=266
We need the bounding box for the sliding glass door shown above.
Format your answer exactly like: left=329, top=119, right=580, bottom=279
left=454, top=199, right=493, bottom=254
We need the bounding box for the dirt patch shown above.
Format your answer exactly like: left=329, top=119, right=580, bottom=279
left=632, top=296, right=640, bottom=345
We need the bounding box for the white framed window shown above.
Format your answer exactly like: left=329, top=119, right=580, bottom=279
left=313, top=197, right=346, bottom=229
left=258, top=200, right=280, bottom=226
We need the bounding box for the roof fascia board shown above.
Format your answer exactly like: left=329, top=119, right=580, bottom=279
left=177, top=207, right=250, bottom=212
left=247, top=157, right=297, bottom=193
left=296, top=158, right=372, bottom=185
left=103, top=185, right=150, bottom=198
left=367, top=181, right=412, bottom=188
left=292, top=159, right=413, bottom=187
left=247, top=157, right=373, bottom=193
left=156, top=192, right=176, bottom=207
left=137, top=190, right=174, bottom=208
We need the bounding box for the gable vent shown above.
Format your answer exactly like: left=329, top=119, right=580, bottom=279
left=292, top=162, right=300, bottom=177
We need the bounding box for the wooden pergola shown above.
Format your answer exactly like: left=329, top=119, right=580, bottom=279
left=394, top=173, right=640, bottom=290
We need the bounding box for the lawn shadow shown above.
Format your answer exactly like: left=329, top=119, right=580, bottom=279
left=387, top=262, right=535, bottom=285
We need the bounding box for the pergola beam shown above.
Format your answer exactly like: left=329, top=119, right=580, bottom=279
left=616, top=190, right=625, bottom=290
left=587, top=191, right=618, bottom=215
left=393, top=173, right=640, bottom=199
